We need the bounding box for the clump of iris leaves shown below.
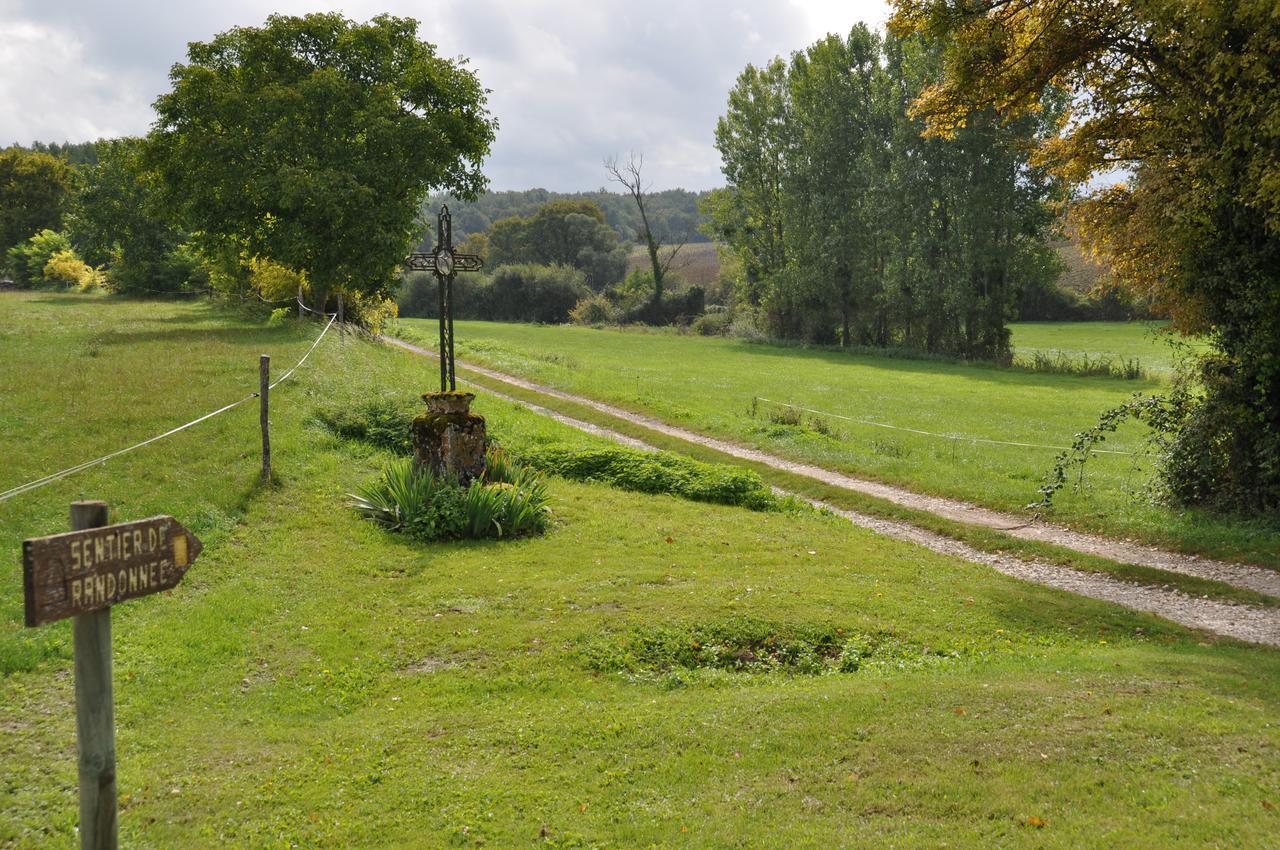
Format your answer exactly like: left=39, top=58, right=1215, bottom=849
left=317, top=396, right=806, bottom=515
left=349, top=449, right=551, bottom=542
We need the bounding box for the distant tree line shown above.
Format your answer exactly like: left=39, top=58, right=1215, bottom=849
left=705, top=27, right=1063, bottom=361
left=400, top=188, right=710, bottom=327
left=424, top=187, right=713, bottom=247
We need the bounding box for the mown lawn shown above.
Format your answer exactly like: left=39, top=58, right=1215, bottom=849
left=393, top=319, right=1280, bottom=569
left=3, top=294, right=1278, bottom=848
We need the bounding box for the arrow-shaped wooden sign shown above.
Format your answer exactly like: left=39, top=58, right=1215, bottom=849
left=23, top=515, right=202, bottom=627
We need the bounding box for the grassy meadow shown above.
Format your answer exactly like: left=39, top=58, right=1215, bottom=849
left=392, top=319, right=1279, bottom=569
left=1011, top=321, right=1209, bottom=376
left=2, top=293, right=1279, bottom=847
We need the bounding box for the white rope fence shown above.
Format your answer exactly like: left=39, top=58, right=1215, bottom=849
left=0, top=314, right=337, bottom=503
left=754, top=396, right=1134, bottom=456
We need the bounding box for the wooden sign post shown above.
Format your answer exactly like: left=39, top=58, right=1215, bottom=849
left=23, top=502, right=202, bottom=850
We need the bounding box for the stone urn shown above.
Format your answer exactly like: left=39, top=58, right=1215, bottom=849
left=412, top=391, right=487, bottom=484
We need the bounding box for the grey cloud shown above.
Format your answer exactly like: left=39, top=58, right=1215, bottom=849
left=1, top=0, right=886, bottom=190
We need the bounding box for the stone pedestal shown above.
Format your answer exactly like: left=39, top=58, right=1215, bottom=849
left=413, top=392, right=486, bottom=484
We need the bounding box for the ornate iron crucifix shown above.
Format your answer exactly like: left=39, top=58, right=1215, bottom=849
left=404, top=205, right=484, bottom=392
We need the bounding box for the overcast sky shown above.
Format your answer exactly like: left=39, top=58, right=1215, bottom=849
left=0, top=0, right=889, bottom=191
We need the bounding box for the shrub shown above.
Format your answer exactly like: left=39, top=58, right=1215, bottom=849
left=315, top=397, right=416, bottom=454
left=397, top=269, right=487, bottom=319
left=343, top=290, right=399, bottom=334
left=691, top=309, right=732, bottom=336
left=485, top=263, right=590, bottom=323
left=42, top=249, right=103, bottom=290
left=350, top=456, right=551, bottom=541
left=108, top=242, right=209, bottom=295
left=6, top=229, right=71, bottom=287
left=513, top=443, right=789, bottom=511
left=569, top=293, right=618, bottom=325
left=622, top=285, right=706, bottom=326
left=728, top=312, right=767, bottom=342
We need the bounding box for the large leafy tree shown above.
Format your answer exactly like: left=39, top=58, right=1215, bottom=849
left=145, top=13, right=496, bottom=308
left=707, top=27, right=1059, bottom=358
left=890, top=0, right=1280, bottom=511
left=704, top=58, right=791, bottom=291
left=487, top=200, right=627, bottom=290
left=0, top=147, right=74, bottom=255
left=69, top=138, right=202, bottom=293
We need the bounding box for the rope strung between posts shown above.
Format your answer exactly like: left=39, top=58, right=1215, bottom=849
left=0, top=314, right=337, bottom=503
left=296, top=293, right=337, bottom=319
left=271, top=313, right=335, bottom=389
left=753, top=396, right=1134, bottom=456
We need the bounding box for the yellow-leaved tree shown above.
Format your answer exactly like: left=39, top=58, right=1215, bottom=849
left=890, top=0, right=1280, bottom=512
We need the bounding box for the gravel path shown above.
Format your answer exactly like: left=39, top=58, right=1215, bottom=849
left=389, top=338, right=1280, bottom=646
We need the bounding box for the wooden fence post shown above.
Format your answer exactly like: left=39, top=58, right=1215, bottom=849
left=260, top=355, right=271, bottom=478
left=70, top=501, right=117, bottom=850
left=297, top=283, right=303, bottom=320
left=338, top=292, right=345, bottom=346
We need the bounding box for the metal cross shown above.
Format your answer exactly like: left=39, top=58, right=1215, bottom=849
left=404, top=205, right=483, bottom=392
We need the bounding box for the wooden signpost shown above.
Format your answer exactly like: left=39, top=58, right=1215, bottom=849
left=23, top=502, right=202, bottom=850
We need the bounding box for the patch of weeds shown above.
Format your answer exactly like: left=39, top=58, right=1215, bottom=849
left=314, top=396, right=416, bottom=454
left=760, top=405, right=837, bottom=439
left=1015, top=350, right=1147, bottom=380
left=513, top=443, right=803, bottom=512
left=582, top=617, right=958, bottom=685
left=808, top=415, right=837, bottom=437
left=768, top=406, right=804, bottom=427
left=870, top=439, right=910, bottom=459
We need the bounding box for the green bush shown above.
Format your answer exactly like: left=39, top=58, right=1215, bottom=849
left=314, top=397, right=416, bottom=454
left=6, top=229, right=71, bottom=287
left=514, top=443, right=788, bottom=511
left=691, top=308, right=732, bottom=336
left=350, top=456, right=551, bottom=541
left=397, top=269, right=487, bottom=319
left=485, top=263, right=590, bottom=323
left=569, top=293, right=618, bottom=325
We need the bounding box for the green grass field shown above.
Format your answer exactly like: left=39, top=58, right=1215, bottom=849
left=393, top=319, right=1279, bottom=570
left=3, top=294, right=1279, bottom=847
left=1011, top=321, right=1209, bottom=376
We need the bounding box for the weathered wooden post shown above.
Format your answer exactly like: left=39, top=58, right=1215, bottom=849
left=259, top=355, right=271, bottom=478
left=338, top=292, right=345, bottom=346
left=23, top=509, right=203, bottom=850
left=71, top=501, right=117, bottom=850
left=296, top=283, right=303, bottom=319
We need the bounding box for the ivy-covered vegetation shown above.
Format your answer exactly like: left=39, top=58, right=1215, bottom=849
left=892, top=0, right=1280, bottom=514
